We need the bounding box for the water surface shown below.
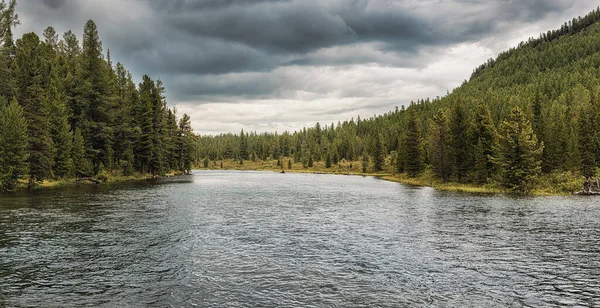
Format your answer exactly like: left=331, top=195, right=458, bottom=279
left=0, top=171, right=599, bottom=307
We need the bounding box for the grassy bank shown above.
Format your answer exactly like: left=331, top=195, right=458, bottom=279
left=199, top=159, right=582, bottom=196
left=18, top=170, right=188, bottom=191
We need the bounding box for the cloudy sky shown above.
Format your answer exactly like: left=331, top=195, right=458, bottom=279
left=14, top=0, right=598, bottom=135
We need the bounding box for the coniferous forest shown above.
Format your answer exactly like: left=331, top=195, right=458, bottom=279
left=197, top=8, right=600, bottom=194
left=0, top=0, right=196, bottom=191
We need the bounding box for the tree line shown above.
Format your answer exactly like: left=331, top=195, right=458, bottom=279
left=0, top=0, right=195, bottom=191
left=197, top=7, right=600, bottom=193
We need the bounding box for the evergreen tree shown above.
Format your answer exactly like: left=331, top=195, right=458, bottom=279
left=0, top=97, right=28, bottom=191
left=373, top=133, right=385, bottom=171
left=362, top=151, right=369, bottom=173
left=448, top=103, right=471, bottom=182
left=72, top=128, right=92, bottom=178
left=136, top=76, right=154, bottom=175
left=430, top=109, right=451, bottom=182
left=472, top=104, right=498, bottom=184
left=325, top=152, right=332, bottom=168
left=14, top=32, right=54, bottom=184
left=178, top=113, right=194, bottom=172
left=80, top=19, right=113, bottom=173
left=494, top=107, right=543, bottom=193
left=239, top=129, right=247, bottom=160
left=403, top=108, right=423, bottom=177
left=288, top=159, right=292, bottom=169
left=578, top=103, right=596, bottom=178
left=0, top=0, right=18, bottom=100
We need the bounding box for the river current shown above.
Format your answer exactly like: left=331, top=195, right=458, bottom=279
left=0, top=170, right=599, bottom=307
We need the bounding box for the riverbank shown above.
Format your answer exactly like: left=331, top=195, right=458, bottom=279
left=17, top=170, right=188, bottom=191
left=200, top=159, right=582, bottom=196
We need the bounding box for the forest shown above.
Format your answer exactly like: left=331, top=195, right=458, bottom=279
left=0, top=0, right=196, bottom=191
left=197, top=7, right=600, bottom=194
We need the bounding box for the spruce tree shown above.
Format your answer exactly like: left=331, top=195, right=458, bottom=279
left=178, top=113, right=194, bottom=172
left=325, top=152, right=332, bottom=168
left=361, top=151, right=369, bottom=173
left=136, top=78, right=154, bottom=175
left=403, top=108, right=423, bottom=177
left=494, top=107, right=543, bottom=193
left=578, top=104, right=596, bottom=178
left=0, top=97, right=28, bottom=191
left=14, top=32, right=54, bottom=183
left=72, top=128, right=92, bottom=178
left=373, top=133, right=385, bottom=172
left=0, top=0, right=18, bottom=100
left=80, top=19, right=113, bottom=173
left=448, top=103, right=471, bottom=182
left=472, top=104, right=498, bottom=184
left=239, top=129, right=247, bottom=160
left=430, top=109, right=451, bottom=182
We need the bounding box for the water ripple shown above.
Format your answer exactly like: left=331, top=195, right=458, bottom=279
left=0, top=171, right=599, bottom=307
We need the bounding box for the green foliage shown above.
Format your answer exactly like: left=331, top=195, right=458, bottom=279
left=403, top=108, right=423, bottom=177
left=0, top=9, right=196, bottom=188
left=373, top=133, right=385, bottom=171
left=192, top=8, right=600, bottom=193
left=494, top=107, right=543, bottom=193
left=430, top=109, right=451, bottom=182
left=472, top=104, right=498, bottom=184
left=361, top=152, right=369, bottom=173
left=325, top=152, right=332, bottom=168
left=0, top=97, right=28, bottom=190
left=72, top=128, right=92, bottom=178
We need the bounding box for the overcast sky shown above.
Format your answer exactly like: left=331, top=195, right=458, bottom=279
left=14, top=0, right=599, bottom=135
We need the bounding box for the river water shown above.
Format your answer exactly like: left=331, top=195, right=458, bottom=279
left=0, top=171, right=599, bottom=307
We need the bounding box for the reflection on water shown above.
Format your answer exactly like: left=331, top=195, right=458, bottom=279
left=0, top=171, right=599, bottom=307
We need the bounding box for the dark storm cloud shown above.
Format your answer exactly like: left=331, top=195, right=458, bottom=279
left=41, top=0, right=66, bottom=9
left=18, top=0, right=577, bottom=81
left=13, top=0, right=598, bottom=133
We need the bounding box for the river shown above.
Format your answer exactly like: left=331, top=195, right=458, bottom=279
left=0, top=170, right=599, bottom=307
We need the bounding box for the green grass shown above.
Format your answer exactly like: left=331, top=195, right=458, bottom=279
left=201, top=158, right=583, bottom=196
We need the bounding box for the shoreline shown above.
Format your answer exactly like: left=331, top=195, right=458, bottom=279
left=11, top=171, right=187, bottom=192
left=199, top=159, right=579, bottom=196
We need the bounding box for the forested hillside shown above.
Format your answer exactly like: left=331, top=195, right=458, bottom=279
left=197, top=7, right=600, bottom=193
left=0, top=0, right=195, bottom=191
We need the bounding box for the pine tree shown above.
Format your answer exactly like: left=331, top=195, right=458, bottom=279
left=239, top=129, right=247, bottom=160
left=14, top=32, right=54, bottom=184
left=494, top=107, right=543, bottom=193
left=578, top=103, right=596, bottom=178
left=325, top=152, right=332, bottom=168
left=80, top=19, right=112, bottom=173
left=136, top=76, right=154, bottom=175
left=448, top=103, right=471, bottom=182
left=0, top=97, right=28, bottom=191
left=178, top=113, right=194, bottom=172
left=403, top=108, right=423, bottom=177
left=430, top=109, right=451, bottom=182
left=0, top=0, right=18, bottom=100
left=472, top=104, right=498, bottom=184
left=288, top=159, right=292, bottom=170
left=47, top=69, right=73, bottom=178
left=72, top=128, right=92, bottom=178
left=373, top=133, right=385, bottom=171
left=361, top=151, right=369, bottom=173
left=43, top=26, right=58, bottom=49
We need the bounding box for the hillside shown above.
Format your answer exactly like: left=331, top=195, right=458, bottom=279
left=197, top=7, right=600, bottom=194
